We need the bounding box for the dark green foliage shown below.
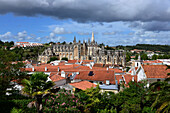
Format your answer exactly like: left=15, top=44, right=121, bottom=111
left=0, top=49, right=27, bottom=97
left=12, top=46, right=46, bottom=61
left=126, top=53, right=131, bottom=62
left=116, top=45, right=125, bottom=49
left=0, top=40, right=14, bottom=50
left=61, top=41, right=66, bottom=44
left=125, top=44, right=170, bottom=53
left=141, top=54, right=149, bottom=60
left=22, top=72, right=54, bottom=113
left=61, top=57, right=68, bottom=61
left=149, top=78, right=170, bottom=113
left=98, top=43, right=105, bottom=48
left=0, top=98, right=36, bottom=113
left=135, top=54, right=138, bottom=60
left=47, top=56, right=58, bottom=63
left=126, top=67, right=130, bottom=72
left=152, top=54, right=158, bottom=60
left=105, top=45, right=115, bottom=50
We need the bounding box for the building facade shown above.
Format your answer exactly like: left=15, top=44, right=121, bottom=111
left=38, top=32, right=126, bottom=66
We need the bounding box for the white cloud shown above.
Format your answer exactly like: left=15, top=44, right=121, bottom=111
left=0, top=32, right=12, bottom=39
left=15, top=30, right=27, bottom=41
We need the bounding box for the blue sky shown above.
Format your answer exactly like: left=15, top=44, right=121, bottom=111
left=0, top=0, right=170, bottom=46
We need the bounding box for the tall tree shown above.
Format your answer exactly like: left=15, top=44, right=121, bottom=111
left=152, top=54, right=158, bottom=60
left=22, top=72, right=54, bottom=113
left=0, top=49, right=26, bottom=97
left=141, top=54, right=149, bottom=60
left=149, top=78, right=170, bottom=113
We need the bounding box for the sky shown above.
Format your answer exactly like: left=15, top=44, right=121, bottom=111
left=0, top=0, right=170, bottom=46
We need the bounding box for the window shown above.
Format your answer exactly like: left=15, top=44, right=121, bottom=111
left=88, top=71, right=94, bottom=76
left=106, top=80, right=110, bottom=85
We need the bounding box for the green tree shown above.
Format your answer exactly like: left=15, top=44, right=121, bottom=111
left=134, top=54, right=138, bottom=60
left=22, top=72, right=54, bottom=113
left=141, top=54, right=148, bottom=60
left=47, top=56, right=58, bottom=63
left=126, top=53, right=131, bottom=62
left=61, top=57, right=68, bottom=61
left=0, top=50, right=26, bottom=97
left=115, top=81, right=149, bottom=113
left=152, top=54, right=158, bottom=60
left=158, top=55, right=163, bottom=59
left=149, top=78, right=170, bottom=113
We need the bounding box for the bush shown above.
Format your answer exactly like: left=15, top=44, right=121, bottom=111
left=47, top=56, right=58, bottom=63
left=43, top=89, right=83, bottom=113
left=0, top=99, right=36, bottom=113
left=61, top=57, right=68, bottom=61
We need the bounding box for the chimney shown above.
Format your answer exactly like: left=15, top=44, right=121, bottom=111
left=107, top=67, right=109, bottom=71
left=61, top=71, right=66, bottom=77
left=58, top=67, right=60, bottom=72
left=32, top=67, right=34, bottom=71
left=45, top=67, right=47, bottom=71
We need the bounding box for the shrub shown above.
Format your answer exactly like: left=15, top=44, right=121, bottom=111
left=0, top=99, right=36, bottom=113
left=61, top=57, right=68, bottom=61
left=43, top=89, right=83, bottom=113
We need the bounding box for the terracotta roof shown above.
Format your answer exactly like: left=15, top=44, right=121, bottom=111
left=143, top=65, right=170, bottom=78
left=69, top=81, right=96, bottom=90
left=22, top=64, right=79, bottom=72
left=116, top=74, right=137, bottom=85
left=50, top=74, right=66, bottom=82
left=123, top=74, right=137, bottom=84
left=16, top=42, right=29, bottom=43
left=67, top=60, right=78, bottom=64
left=143, top=60, right=163, bottom=64
left=93, top=63, right=104, bottom=67
left=128, top=67, right=138, bottom=73
left=67, top=60, right=94, bottom=64
left=74, top=70, right=116, bottom=84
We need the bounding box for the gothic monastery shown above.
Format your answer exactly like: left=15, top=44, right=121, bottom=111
left=38, top=32, right=126, bottom=66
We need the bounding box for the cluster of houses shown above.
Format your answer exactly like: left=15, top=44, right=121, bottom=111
left=10, top=42, right=43, bottom=50
left=130, top=49, right=162, bottom=59
left=9, top=57, right=167, bottom=94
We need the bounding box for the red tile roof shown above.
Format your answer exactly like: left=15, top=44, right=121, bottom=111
left=22, top=64, right=79, bottom=72
left=67, top=60, right=78, bottom=64
left=74, top=70, right=116, bottom=84
left=93, top=63, right=104, bottom=67
left=69, top=81, right=96, bottom=90
left=143, top=65, right=170, bottom=78
left=116, top=74, right=137, bottom=85
left=143, top=60, right=163, bottom=64
left=123, top=74, right=137, bottom=84
left=67, top=60, right=94, bottom=64
left=50, top=74, right=66, bottom=82
left=128, top=67, right=138, bottom=73
left=16, top=42, right=29, bottom=43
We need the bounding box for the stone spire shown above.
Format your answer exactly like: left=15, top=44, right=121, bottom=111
left=73, top=36, right=76, bottom=43
left=91, top=32, right=95, bottom=43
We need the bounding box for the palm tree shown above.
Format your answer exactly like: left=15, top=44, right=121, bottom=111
left=149, top=78, right=170, bottom=113
left=22, top=72, right=54, bottom=113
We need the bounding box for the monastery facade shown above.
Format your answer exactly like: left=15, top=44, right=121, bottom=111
left=38, top=32, right=126, bottom=66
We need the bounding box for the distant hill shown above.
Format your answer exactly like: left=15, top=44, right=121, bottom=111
left=116, top=44, right=170, bottom=53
